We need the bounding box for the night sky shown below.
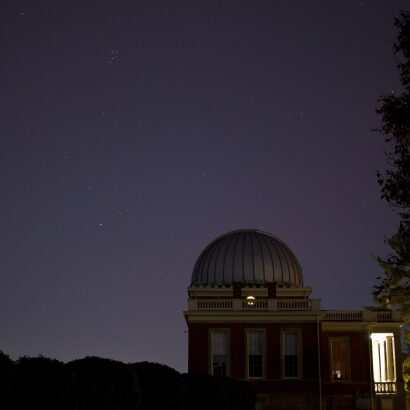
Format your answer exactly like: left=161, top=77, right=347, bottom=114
left=1, top=1, right=408, bottom=372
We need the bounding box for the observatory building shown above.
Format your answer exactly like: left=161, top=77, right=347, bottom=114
left=184, top=229, right=406, bottom=410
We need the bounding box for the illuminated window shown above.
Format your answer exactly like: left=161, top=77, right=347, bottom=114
left=211, top=331, right=228, bottom=376
left=330, top=338, right=350, bottom=381
left=371, top=333, right=396, bottom=393
left=247, top=330, right=265, bottom=378
left=282, top=330, right=301, bottom=378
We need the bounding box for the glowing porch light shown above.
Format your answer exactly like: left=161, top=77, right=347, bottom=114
left=370, top=333, right=396, bottom=386
left=246, top=296, right=255, bottom=306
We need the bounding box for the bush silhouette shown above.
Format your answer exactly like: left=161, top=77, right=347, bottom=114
left=0, top=352, right=255, bottom=410
left=182, top=373, right=255, bottom=410
left=0, top=351, right=14, bottom=407
left=130, top=361, right=184, bottom=410
left=64, top=356, right=141, bottom=410
left=6, top=356, right=68, bottom=410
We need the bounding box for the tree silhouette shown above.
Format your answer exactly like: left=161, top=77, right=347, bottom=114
left=64, top=356, right=141, bottom=410
left=0, top=352, right=255, bottom=409
left=6, top=356, right=68, bottom=410
left=373, top=10, right=410, bottom=390
left=0, top=351, right=14, bottom=407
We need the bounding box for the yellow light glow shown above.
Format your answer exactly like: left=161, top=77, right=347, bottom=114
left=246, top=296, right=255, bottom=306
left=370, top=333, right=396, bottom=385
left=370, top=332, right=393, bottom=341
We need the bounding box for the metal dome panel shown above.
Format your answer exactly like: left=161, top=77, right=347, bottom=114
left=191, top=229, right=303, bottom=287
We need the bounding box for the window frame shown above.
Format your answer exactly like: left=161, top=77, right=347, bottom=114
left=281, top=328, right=302, bottom=379
left=245, top=328, right=266, bottom=379
left=209, top=328, right=230, bottom=377
left=329, top=337, right=351, bottom=382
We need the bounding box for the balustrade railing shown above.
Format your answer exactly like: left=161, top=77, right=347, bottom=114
left=377, top=311, right=393, bottom=321
left=323, top=310, right=363, bottom=321
left=242, top=300, right=268, bottom=310
left=197, top=300, right=232, bottom=310
left=277, top=299, right=311, bottom=310
left=189, top=300, right=396, bottom=323
left=374, top=382, right=397, bottom=394
left=192, top=298, right=311, bottom=311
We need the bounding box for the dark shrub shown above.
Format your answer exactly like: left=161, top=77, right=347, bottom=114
left=64, top=356, right=141, bottom=410
left=130, top=361, right=184, bottom=410
left=182, top=373, right=256, bottom=410
left=6, top=356, right=68, bottom=410
left=0, top=351, right=14, bottom=407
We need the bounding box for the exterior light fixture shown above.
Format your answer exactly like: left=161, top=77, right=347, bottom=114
left=246, top=296, right=255, bottom=306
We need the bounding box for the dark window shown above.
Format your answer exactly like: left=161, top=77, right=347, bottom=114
left=330, top=338, right=349, bottom=381
left=212, top=331, right=228, bottom=376
left=248, top=331, right=263, bottom=378
left=283, top=331, right=299, bottom=377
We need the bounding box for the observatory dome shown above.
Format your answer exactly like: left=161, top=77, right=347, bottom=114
left=191, top=229, right=303, bottom=287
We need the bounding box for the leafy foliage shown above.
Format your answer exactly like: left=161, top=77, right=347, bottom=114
left=375, top=11, right=410, bottom=219
left=373, top=10, right=410, bottom=390
left=375, top=230, right=410, bottom=321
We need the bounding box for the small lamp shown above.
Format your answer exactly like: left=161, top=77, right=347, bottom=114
left=246, top=295, right=255, bottom=306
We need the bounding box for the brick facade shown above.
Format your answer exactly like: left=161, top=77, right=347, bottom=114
left=184, top=230, right=406, bottom=410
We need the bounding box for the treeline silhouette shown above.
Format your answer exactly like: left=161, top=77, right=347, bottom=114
left=0, top=351, right=255, bottom=410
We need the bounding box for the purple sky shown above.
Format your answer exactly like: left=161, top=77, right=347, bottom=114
left=0, top=1, right=408, bottom=372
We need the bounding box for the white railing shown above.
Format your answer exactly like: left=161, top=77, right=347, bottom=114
left=277, top=299, right=311, bottom=310
left=197, top=300, right=232, bottom=310
left=188, top=286, right=312, bottom=299
left=323, top=311, right=363, bottom=321
left=188, top=301, right=397, bottom=322
left=377, top=311, right=393, bottom=321
left=374, top=382, right=397, bottom=394
left=242, top=300, right=268, bottom=310
left=191, top=298, right=311, bottom=311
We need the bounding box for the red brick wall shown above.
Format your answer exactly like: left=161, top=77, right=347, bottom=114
left=321, top=330, right=371, bottom=395
left=188, top=322, right=320, bottom=382
left=188, top=323, right=209, bottom=374
left=188, top=322, right=373, bottom=397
